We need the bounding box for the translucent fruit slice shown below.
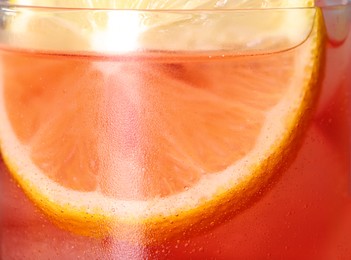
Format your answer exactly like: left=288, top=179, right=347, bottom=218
left=8, top=0, right=315, bottom=53
left=11, top=0, right=315, bottom=8
left=0, top=1, right=324, bottom=243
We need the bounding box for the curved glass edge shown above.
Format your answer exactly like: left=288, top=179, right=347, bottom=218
left=0, top=7, right=322, bottom=55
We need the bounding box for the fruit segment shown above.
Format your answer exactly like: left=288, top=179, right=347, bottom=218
left=0, top=0, right=325, bottom=242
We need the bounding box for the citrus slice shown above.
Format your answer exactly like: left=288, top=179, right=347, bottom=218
left=7, top=0, right=315, bottom=53
left=0, top=1, right=324, bottom=243
left=10, top=0, right=315, bottom=8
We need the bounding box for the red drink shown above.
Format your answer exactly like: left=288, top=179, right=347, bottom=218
left=1, top=2, right=351, bottom=259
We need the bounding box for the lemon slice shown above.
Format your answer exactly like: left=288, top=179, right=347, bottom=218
left=7, top=0, right=315, bottom=53
left=0, top=0, right=324, bottom=243
left=9, top=0, right=315, bottom=8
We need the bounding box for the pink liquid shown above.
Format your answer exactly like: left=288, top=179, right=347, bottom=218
left=1, top=8, right=351, bottom=260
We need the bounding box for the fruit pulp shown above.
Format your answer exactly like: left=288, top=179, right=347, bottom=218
left=1, top=18, right=351, bottom=260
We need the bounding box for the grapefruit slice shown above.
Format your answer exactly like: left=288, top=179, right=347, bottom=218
left=0, top=1, right=324, bottom=243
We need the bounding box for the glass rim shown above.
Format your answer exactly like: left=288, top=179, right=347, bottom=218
left=0, top=1, right=350, bottom=12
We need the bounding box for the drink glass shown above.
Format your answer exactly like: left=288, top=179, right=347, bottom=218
left=0, top=0, right=350, bottom=259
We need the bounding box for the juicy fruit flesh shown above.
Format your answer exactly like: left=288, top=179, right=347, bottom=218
left=4, top=52, right=291, bottom=200
left=0, top=5, right=324, bottom=241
